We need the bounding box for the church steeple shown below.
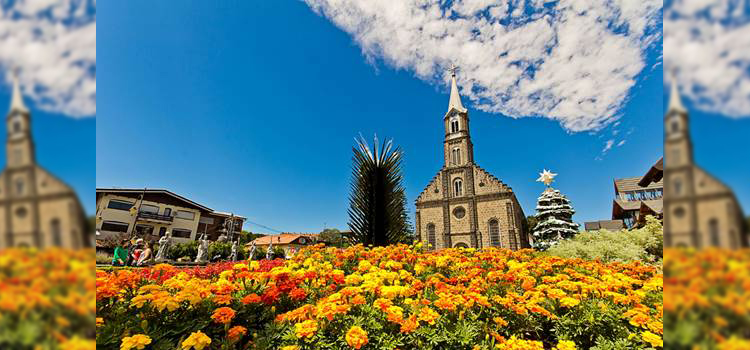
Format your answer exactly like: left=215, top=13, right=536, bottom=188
left=6, top=68, right=35, bottom=169
left=447, top=64, right=466, bottom=113
left=9, top=68, right=28, bottom=115
left=443, top=65, right=473, bottom=167
left=664, top=73, right=692, bottom=169
left=668, top=73, right=686, bottom=113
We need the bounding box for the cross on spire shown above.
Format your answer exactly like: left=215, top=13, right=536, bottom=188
left=448, top=63, right=459, bottom=77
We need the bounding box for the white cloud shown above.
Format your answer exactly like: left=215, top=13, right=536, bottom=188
left=303, top=0, right=662, bottom=132
left=0, top=0, right=96, bottom=117
left=602, top=139, right=615, bottom=153
left=617, top=139, right=626, bottom=147
left=665, top=0, right=750, bottom=118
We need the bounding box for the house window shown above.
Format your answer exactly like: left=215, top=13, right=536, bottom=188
left=172, top=228, right=192, bottom=238
left=175, top=210, right=196, bottom=220
left=671, top=119, right=679, bottom=133
left=453, top=178, right=463, bottom=197
left=450, top=119, right=459, bottom=133
left=451, top=148, right=461, bottom=165
left=51, top=219, right=62, bottom=246
left=12, top=120, right=21, bottom=133
left=107, top=200, right=134, bottom=211
left=101, top=221, right=130, bottom=233
left=674, top=207, right=686, bottom=218
left=163, top=208, right=172, bottom=217
left=427, top=224, right=436, bottom=250
left=674, top=179, right=683, bottom=196
left=139, top=204, right=159, bottom=214
left=709, top=219, right=720, bottom=246
left=489, top=219, right=500, bottom=247
left=135, top=224, right=154, bottom=236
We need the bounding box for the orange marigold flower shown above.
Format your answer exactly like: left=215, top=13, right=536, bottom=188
left=345, top=326, right=368, bottom=349
left=211, top=307, right=236, bottom=324
left=351, top=294, right=367, bottom=305
left=385, top=305, right=404, bottom=323
left=418, top=307, right=440, bottom=325
left=227, top=326, right=247, bottom=341
left=289, top=288, right=307, bottom=301
left=373, top=298, right=393, bottom=311
left=241, top=293, right=261, bottom=304
left=400, top=314, right=419, bottom=333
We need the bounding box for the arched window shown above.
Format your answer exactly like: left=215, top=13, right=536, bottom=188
left=671, top=119, right=679, bottom=133
left=453, top=178, right=463, bottom=197
left=489, top=219, right=500, bottom=247
left=51, top=218, right=62, bottom=247
left=454, top=242, right=469, bottom=248
left=12, top=120, right=21, bottom=133
left=450, top=119, right=459, bottom=133
left=15, top=179, right=24, bottom=196
left=451, top=148, right=461, bottom=165
left=427, top=224, right=436, bottom=250
left=709, top=219, right=720, bottom=247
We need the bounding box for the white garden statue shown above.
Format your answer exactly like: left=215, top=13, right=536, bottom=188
left=229, top=240, right=238, bottom=261
left=195, top=233, right=209, bottom=263
left=155, top=231, right=172, bottom=262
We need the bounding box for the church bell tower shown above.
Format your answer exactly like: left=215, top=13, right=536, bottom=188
left=6, top=70, right=35, bottom=170
left=443, top=65, right=474, bottom=168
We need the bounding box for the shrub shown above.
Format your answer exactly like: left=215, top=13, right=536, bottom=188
left=96, top=251, right=112, bottom=264
left=546, top=216, right=663, bottom=264
left=167, top=240, right=198, bottom=260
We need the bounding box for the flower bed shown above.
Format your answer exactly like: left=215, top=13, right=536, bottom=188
left=0, top=248, right=96, bottom=349
left=96, top=244, right=663, bottom=349
left=664, top=248, right=750, bottom=349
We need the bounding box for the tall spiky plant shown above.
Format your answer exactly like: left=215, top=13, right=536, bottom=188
left=347, top=135, right=410, bottom=246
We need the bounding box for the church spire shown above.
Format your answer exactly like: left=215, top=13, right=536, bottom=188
left=668, top=72, right=686, bottom=113
left=448, top=64, right=466, bottom=112
left=9, top=68, right=28, bottom=114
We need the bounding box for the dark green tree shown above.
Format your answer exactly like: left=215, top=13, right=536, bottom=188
left=347, top=135, right=411, bottom=247
left=319, top=228, right=346, bottom=247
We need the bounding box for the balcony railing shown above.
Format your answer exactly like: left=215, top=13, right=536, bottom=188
left=137, top=211, right=174, bottom=222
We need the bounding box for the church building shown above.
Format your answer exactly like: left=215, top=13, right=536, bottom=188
left=415, top=69, right=529, bottom=250
left=0, top=71, right=88, bottom=248
left=660, top=78, right=747, bottom=249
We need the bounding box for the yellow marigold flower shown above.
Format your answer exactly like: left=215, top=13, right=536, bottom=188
left=121, top=334, right=152, bottom=350
left=281, top=346, right=300, bottom=350
left=181, top=331, right=211, bottom=350
left=555, top=340, right=577, bottom=350
left=719, top=337, right=750, bottom=350
left=294, top=320, right=318, bottom=339
left=559, top=297, right=580, bottom=308
left=641, top=331, right=662, bottom=348
left=211, top=307, right=236, bottom=324
left=60, top=336, right=96, bottom=350
left=96, top=317, right=104, bottom=327
left=357, top=260, right=372, bottom=272
left=345, top=326, right=369, bottom=349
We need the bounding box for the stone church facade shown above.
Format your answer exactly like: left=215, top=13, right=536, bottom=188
left=0, top=72, right=87, bottom=248
left=415, top=70, right=528, bottom=250
left=662, top=79, right=747, bottom=249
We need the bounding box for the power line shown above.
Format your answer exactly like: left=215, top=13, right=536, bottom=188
left=244, top=219, right=283, bottom=234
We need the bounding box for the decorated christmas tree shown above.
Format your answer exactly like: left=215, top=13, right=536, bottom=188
left=531, top=169, right=579, bottom=250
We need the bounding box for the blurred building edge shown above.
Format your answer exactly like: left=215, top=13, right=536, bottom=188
left=660, top=78, right=748, bottom=249
left=0, top=70, right=88, bottom=249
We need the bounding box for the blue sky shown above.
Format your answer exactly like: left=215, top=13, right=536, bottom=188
left=94, top=1, right=748, bottom=233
